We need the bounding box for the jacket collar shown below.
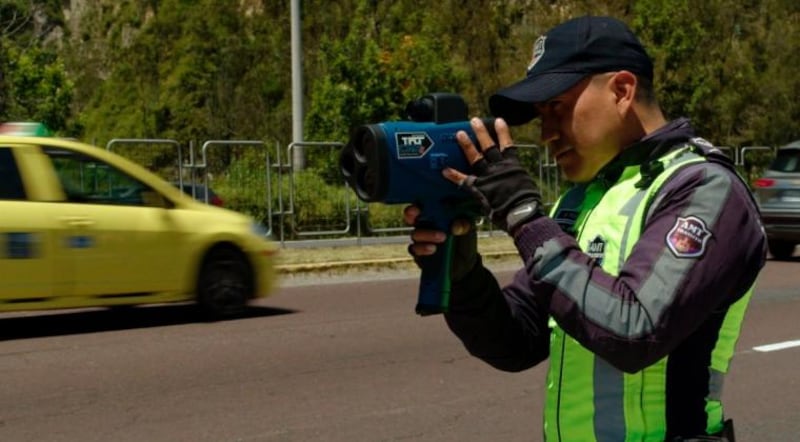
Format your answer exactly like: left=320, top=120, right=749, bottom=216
left=594, top=117, right=696, bottom=185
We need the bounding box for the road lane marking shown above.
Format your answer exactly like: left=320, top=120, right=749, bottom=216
left=753, top=340, right=800, bottom=352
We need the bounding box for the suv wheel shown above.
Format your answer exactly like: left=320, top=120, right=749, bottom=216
left=768, top=240, right=797, bottom=260
left=197, top=246, right=252, bottom=319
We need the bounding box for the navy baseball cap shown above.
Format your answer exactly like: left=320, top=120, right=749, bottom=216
left=489, top=16, right=653, bottom=125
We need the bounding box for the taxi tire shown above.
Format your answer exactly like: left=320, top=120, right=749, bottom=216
left=196, top=246, right=253, bottom=319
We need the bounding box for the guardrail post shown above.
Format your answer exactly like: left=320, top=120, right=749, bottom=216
left=286, top=141, right=352, bottom=239
left=199, top=140, right=273, bottom=237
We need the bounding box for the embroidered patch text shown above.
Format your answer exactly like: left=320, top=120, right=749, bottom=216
left=666, top=216, right=711, bottom=258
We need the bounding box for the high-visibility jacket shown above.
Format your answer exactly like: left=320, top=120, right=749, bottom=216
left=544, top=143, right=753, bottom=441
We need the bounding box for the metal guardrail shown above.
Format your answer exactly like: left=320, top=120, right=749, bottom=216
left=738, top=146, right=774, bottom=166
left=285, top=141, right=350, bottom=239
left=198, top=140, right=274, bottom=236
left=104, top=138, right=777, bottom=247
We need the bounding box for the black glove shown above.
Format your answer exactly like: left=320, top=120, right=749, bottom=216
left=461, top=145, right=542, bottom=232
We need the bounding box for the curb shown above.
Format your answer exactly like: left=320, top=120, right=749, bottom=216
left=275, top=250, right=520, bottom=274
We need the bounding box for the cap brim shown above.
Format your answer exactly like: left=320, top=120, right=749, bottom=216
left=489, top=72, right=588, bottom=125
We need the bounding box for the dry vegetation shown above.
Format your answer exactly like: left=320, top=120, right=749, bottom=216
left=275, top=233, right=520, bottom=274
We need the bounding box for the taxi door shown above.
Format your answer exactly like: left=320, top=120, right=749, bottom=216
left=53, top=202, right=185, bottom=296
left=0, top=147, right=65, bottom=303
left=43, top=148, right=187, bottom=298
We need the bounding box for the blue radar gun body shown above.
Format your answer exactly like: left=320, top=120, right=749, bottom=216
left=339, top=93, right=495, bottom=315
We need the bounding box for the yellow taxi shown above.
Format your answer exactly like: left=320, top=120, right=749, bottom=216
left=0, top=125, right=279, bottom=318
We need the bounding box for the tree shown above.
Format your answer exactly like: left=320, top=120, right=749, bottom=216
left=0, top=0, right=72, bottom=131
left=302, top=0, right=472, bottom=182
left=633, top=0, right=800, bottom=147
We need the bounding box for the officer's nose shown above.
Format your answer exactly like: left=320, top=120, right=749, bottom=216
left=538, top=115, right=560, bottom=149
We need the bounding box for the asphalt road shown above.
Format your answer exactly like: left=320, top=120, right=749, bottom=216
left=1, top=258, right=799, bottom=441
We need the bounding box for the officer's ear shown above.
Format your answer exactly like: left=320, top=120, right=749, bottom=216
left=610, top=70, right=637, bottom=114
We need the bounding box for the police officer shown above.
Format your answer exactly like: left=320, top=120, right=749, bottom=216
left=405, top=15, right=767, bottom=441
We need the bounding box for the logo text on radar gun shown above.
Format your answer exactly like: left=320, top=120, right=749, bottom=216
left=396, top=132, right=433, bottom=158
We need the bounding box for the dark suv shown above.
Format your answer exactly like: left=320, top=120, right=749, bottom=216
left=753, top=141, right=800, bottom=259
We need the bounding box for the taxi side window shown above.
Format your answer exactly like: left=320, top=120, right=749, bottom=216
left=43, top=148, right=152, bottom=206
left=0, top=147, right=27, bottom=200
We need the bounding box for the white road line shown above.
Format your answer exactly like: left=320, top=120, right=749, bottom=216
left=753, top=340, right=800, bottom=352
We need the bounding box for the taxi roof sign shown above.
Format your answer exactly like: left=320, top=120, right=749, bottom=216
left=0, top=122, right=52, bottom=137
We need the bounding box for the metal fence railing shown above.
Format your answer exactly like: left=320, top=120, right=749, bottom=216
left=104, top=138, right=777, bottom=246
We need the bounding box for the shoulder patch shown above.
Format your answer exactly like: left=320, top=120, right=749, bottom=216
left=666, top=216, right=711, bottom=258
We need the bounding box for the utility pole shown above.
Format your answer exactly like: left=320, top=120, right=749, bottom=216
left=290, top=0, right=305, bottom=170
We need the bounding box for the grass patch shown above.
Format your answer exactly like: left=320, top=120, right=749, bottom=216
left=275, top=234, right=518, bottom=268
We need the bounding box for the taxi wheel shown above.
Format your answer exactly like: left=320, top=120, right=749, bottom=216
left=196, top=246, right=253, bottom=319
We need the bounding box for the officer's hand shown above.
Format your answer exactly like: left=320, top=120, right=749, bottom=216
left=443, top=118, right=542, bottom=233
left=404, top=205, right=478, bottom=283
